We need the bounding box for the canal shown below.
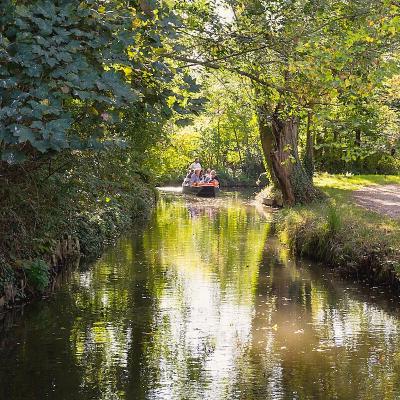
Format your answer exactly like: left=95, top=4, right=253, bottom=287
left=1, top=191, right=400, bottom=399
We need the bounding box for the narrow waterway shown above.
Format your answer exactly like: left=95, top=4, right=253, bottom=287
left=1, top=192, right=400, bottom=400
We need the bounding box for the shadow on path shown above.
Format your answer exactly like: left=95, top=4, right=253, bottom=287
left=353, top=184, right=400, bottom=219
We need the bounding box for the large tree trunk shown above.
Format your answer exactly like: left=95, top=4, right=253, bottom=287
left=258, top=106, right=323, bottom=206
left=257, top=106, right=278, bottom=185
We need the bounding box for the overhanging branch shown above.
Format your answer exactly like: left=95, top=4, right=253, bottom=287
left=170, top=55, right=269, bottom=86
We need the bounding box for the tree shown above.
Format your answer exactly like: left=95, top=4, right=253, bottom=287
left=0, top=0, right=208, bottom=279
left=0, top=0, right=204, bottom=165
left=171, top=0, right=400, bottom=204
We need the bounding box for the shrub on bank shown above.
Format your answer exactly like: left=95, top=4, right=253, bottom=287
left=24, top=259, right=50, bottom=293
left=0, top=156, right=156, bottom=307
left=315, top=152, right=400, bottom=176
left=69, top=185, right=155, bottom=260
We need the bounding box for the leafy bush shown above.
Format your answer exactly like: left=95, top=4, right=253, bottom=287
left=315, top=150, right=400, bottom=175
left=376, top=155, right=400, bottom=175
left=24, top=259, right=50, bottom=292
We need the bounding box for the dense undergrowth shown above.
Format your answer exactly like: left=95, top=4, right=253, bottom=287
left=274, top=174, right=400, bottom=285
left=0, top=149, right=156, bottom=305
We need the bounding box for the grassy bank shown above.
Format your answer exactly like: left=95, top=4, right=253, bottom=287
left=273, top=174, right=400, bottom=286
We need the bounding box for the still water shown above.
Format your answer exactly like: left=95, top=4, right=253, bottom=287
left=1, top=192, right=400, bottom=400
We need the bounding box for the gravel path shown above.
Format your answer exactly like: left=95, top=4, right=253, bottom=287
left=353, top=184, right=400, bottom=219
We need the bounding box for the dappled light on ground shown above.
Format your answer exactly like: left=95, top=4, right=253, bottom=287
left=353, top=184, right=400, bottom=219
left=315, top=174, right=400, bottom=191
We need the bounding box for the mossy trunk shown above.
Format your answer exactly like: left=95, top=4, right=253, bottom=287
left=258, top=107, right=323, bottom=206
left=257, top=106, right=278, bottom=185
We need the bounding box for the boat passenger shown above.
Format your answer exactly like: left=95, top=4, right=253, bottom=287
left=210, top=170, right=220, bottom=186
left=199, top=169, right=205, bottom=182
left=183, top=169, right=193, bottom=186
left=190, top=158, right=202, bottom=171
left=190, top=168, right=201, bottom=185
left=203, top=168, right=212, bottom=183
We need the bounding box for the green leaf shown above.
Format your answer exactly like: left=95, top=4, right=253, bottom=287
left=10, top=125, right=35, bottom=142
left=1, top=149, right=26, bottom=164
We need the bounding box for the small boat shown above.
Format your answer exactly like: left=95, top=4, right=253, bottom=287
left=182, top=184, right=220, bottom=197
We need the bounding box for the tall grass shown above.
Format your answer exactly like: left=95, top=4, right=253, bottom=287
left=275, top=174, right=400, bottom=285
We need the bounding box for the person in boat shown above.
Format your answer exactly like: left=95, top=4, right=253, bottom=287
left=209, top=170, right=220, bottom=186
left=190, top=168, right=201, bottom=185
left=190, top=158, right=201, bottom=171
left=183, top=169, right=193, bottom=186
left=199, top=169, right=206, bottom=182
left=203, top=168, right=212, bottom=183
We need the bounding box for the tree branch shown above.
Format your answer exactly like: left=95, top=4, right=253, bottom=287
left=170, top=55, right=269, bottom=86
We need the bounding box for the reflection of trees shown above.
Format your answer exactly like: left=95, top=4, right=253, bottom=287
left=67, top=225, right=172, bottom=400
left=125, top=232, right=163, bottom=399
left=135, top=196, right=270, bottom=399
left=233, top=240, right=400, bottom=400
left=68, top=243, right=134, bottom=399
left=0, top=294, right=83, bottom=399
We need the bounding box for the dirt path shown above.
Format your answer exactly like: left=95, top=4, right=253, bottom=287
left=353, top=184, right=400, bottom=219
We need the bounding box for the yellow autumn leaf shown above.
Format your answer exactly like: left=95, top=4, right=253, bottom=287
left=166, top=96, right=176, bottom=107
left=121, top=66, right=132, bottom=77
left=132, top=17, right=142, bottom=28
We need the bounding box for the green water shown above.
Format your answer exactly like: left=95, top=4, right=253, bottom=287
left=1, top=192, right=400, bottom=400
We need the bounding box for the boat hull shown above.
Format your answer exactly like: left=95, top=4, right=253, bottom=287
left=182, top=185, right=220, bottom=197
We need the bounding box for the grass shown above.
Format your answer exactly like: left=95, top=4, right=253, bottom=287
left=315, top=173, right=400, bottom=191
left=275, top=173, right=400, bottom=285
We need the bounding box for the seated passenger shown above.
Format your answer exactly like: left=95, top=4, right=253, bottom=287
left=190, top=169, right=201, bottom=185
left=199, top=169, right=205, bottom=183
left=203, top=168, right=212, bottom=183
left=183, top=169, right=193, bottom=186
left=209, top=170, right=220, bottom=186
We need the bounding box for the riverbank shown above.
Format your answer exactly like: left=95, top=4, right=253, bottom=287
left=0, top=179, right=156, bottom=310
left=265, top=174, right=400, bottom=287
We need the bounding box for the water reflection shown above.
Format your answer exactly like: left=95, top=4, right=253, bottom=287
left=1, top=194, right=400, bottom=399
